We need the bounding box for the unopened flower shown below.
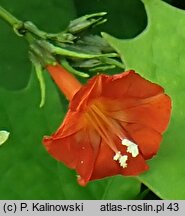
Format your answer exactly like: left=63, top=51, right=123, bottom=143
left=43, top=64, right=171, bottom=186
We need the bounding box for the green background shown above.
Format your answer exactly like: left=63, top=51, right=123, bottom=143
left=0, top=0, right=185, bottom=199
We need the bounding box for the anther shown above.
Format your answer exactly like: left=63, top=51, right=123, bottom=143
left=119, top=155, right=128, bottom=168
left=113, top=152, right=128, bottom=168
left=113, top=151, right=121, bottom=161
left=122, top=139, right=139, bottom=158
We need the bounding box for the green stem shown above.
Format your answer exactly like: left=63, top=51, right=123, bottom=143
left=0, top=5, right=23, bottom=29
left=61, top=58, right=89, bottom=78
left=0, top=5, right=37, bottom=43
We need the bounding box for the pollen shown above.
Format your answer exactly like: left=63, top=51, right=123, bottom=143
left=122, top=139, right=139, bottom=157
left=113, top=151, right=121, bottom=161
left=119, top=155, right=128, bottom=168
left=113, top=152, right=128, bottom=168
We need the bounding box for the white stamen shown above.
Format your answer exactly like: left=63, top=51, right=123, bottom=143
left=121, top=138, right=139, bottom=158
left=119, top=155, right=128, bottom=168
left=80, top=161, right=84, bottom=164
left=113, top=152, right=128, bottom=168
left=113, top=151, right=121, bottom=161
left=122, top=139, right=134, bottom=146
left=127, top=144, right=139, bottom=157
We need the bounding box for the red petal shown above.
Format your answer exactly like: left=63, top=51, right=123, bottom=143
left=105, top=93, right=171, bottom=133
left=70, top=75, right=102, bottom=111
left=90, top=140, right=122, bottom=180
left=101, top=71, right=171, bottom=133
left=101, top=71, right=164, bottom=99
left=90, top=137, right=148, bottom=181
left=122, top=123, right=162, bottom=159
left=121, top=154, right=149, bottom=176
left=43, top=129, right=100, bottom=185
left=43, top=134, right=79, bottom=169
left=54, top=110, right=83, bottom=138
left=122, top=94, right=171, bottom=133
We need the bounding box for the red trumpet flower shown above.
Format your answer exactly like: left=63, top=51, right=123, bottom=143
left=43, top=64, right=171, bottom=186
